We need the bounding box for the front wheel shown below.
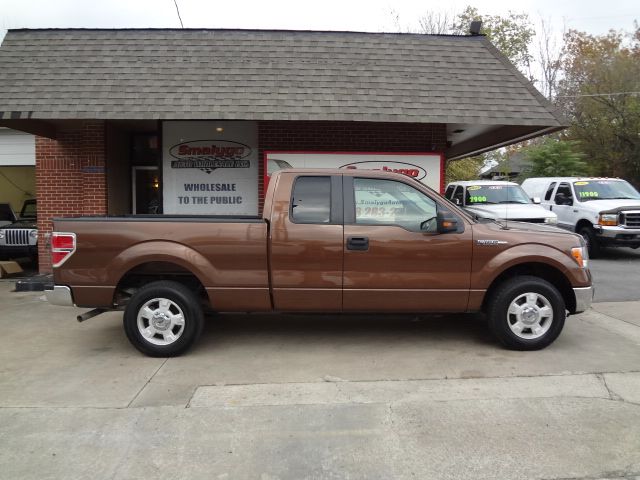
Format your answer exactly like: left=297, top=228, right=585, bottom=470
left=486, top=275, right=566, bottom=350
left=123, top=280, right=204, bottom=357
left=579, top=226, right=601, bottom=258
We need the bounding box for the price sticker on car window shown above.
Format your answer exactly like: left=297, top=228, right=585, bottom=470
left=470, top=195, right=488, bottom=203
left=467, top=186, right=481, bottom=191
left=575, top=181, right=589, bottom=185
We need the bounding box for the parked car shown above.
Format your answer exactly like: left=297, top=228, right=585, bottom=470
left=444, top=180, right=558, bottom=225
left=521, top=177, right=640, bottom=257
left=45, top=169, right=592, bottom=356
left=0, top=199, right=38, bottom=262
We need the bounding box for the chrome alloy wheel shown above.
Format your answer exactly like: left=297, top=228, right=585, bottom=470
left=136, top=298, right=185, bottom=346
left=507, top=292, right=553, bottom=339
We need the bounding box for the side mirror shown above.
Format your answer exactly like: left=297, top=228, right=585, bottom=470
left=532, top=197, right=541, bottom=204
left=437, top=211, right=459, bottom=233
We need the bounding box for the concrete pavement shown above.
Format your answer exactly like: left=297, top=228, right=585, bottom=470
left=0, top=282, right=639, bottom=479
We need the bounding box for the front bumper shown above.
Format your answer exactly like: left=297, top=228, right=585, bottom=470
left=45, top=285, right=75, bottom=307
left=573, top=286, right=594, bottom=314
left=0, top=245, right=38, bottom=259
left=595, top=225, right=640, bottom=246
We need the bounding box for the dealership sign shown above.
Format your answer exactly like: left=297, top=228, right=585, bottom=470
left=163, top=122, right=258, bottom=215
left=340, top=161, right=427, bottom=181
left=265, top=152, right=443, bottom=192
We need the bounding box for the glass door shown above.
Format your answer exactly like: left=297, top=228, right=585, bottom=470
left=132, top=166, right=160, bottom=214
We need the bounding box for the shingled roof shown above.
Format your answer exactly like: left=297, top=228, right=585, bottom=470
left=0, top=28, right=564, bottom=128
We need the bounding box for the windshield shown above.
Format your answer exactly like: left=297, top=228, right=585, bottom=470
left=573, top=180, right=640, bottom=202
left=465, top=185, right=530, bottom=205
left=20, top=201, right=37, bottom=219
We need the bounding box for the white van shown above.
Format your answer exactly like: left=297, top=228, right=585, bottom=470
left=521, top=177, right=640, bottom=256
left=444, top=180, right=558, bottom=224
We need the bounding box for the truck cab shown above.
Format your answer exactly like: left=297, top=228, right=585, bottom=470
left=521, top=177, right=640, bottom=257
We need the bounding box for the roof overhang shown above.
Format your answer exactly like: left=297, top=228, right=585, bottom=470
left=445, top=124, right=565, bottom=160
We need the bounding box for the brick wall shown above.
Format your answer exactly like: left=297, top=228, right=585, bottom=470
left=35, top=121, right=106, bottom=272
left=257, top=120, right=447, bottom=210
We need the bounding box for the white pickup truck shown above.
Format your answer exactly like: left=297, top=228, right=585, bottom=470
left=521, top=177, right=640, bottom=257
left=444, top=181, right=558, bottom=225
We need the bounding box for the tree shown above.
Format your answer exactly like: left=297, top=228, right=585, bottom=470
left=557, top=26, right=640, bottom=185
left=445, top=156, right=485, bottom=184
left=451, top=6, right=535, bottom=74
left=519, top=137, right=588, bottom=179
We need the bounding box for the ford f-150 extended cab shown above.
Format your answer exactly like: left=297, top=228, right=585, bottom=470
left=46, top=169, right=593, bottom=356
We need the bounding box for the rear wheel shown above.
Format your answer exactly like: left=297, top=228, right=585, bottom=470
left=579, top=226, right=601, bottom=258
left=123, top=280, right=204, bottom=357
left=486, top=275, right=566, bottom=350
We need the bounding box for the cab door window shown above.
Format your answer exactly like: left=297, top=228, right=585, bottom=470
left=353, top=178, right=438, bottom=232
left=554, top=183, right=573, bottom=206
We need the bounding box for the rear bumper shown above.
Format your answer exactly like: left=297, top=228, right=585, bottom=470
left=45, top=285, right=75, bottom=307
left=573, top=286, right=594, bottom=314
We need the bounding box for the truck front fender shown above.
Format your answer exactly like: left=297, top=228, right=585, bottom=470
left=472, top=243, right=588, bottom=290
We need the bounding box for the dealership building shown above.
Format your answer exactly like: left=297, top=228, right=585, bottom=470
left=0, top=28, right=565, bottom=272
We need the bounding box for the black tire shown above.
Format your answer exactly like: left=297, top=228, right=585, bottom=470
left=486, top=275, right=566, bottom=351
left=579, top=226, right=601, bottom=258
left=123, top=280, right=204, bottom=357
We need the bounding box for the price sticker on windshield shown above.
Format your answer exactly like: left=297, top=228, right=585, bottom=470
left=579, top=191, right=599, bottom=198
left=470, top=195, right=488, bottom=203
left=467, top=186, right=481, bottom=191
left=575, top=181, right=589, bottom=185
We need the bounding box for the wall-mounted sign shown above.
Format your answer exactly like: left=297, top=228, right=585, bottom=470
left=162, top=121, right=258, bottom=215
left=265, top=152, right=444, bottom=193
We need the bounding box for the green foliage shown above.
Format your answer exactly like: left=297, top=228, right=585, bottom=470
left=452, top=6, right=535, bottom=71
left=520, top=138, right=588, bottom=179
left=446, top=156, right=485, bottom=184
left=557, top=27, right=640, bottom=186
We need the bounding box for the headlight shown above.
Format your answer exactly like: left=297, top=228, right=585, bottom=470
left=29, top=229, right=38, bottom=238
left=598, top=213, right=618, bottom=226
left=571, top=246, right=589, bottom=269
left=0, top=230, right=4, bottom=239
left=544, top=216, right=558, bottom=224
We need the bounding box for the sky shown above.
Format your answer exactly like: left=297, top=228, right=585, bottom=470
left=0, top=0, right=637, bottom=38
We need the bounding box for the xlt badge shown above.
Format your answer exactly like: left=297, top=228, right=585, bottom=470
left=476, top=239, right=508, bottom=246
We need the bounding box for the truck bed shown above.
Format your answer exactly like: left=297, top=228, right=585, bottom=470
left=52, top=216, right=271, bottom=310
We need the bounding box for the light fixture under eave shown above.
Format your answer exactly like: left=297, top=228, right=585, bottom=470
left=216, top=127, right=224, bottom=133
left=153, top=177, right=159, bottom=189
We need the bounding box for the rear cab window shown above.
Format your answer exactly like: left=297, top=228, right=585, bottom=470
left=290, top=176, right=331, bottom=223
left=544, top=182, right=557, bottom=201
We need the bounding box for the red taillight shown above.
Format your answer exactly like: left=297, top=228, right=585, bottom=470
left=51, top=232, right=76, bottom=267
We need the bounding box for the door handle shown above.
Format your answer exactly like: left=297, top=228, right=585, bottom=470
left=347, top=236, right=369, bottom=251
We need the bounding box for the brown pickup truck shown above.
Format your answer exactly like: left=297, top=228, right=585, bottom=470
left=46, top=169, right=593, bottom=356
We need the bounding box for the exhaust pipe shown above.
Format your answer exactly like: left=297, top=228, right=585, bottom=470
left=77, top=308, right=109, bottom=323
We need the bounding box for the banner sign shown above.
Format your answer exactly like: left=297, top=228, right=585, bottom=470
left=265, top=152, right=444, bottom=192
left=162, top=121, right=258, bottom=215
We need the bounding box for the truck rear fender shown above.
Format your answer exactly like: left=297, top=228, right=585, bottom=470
left=110, top=240, right=218, bottom=305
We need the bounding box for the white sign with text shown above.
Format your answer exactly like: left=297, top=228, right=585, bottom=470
left=162, top=121, right=259, bottom=215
